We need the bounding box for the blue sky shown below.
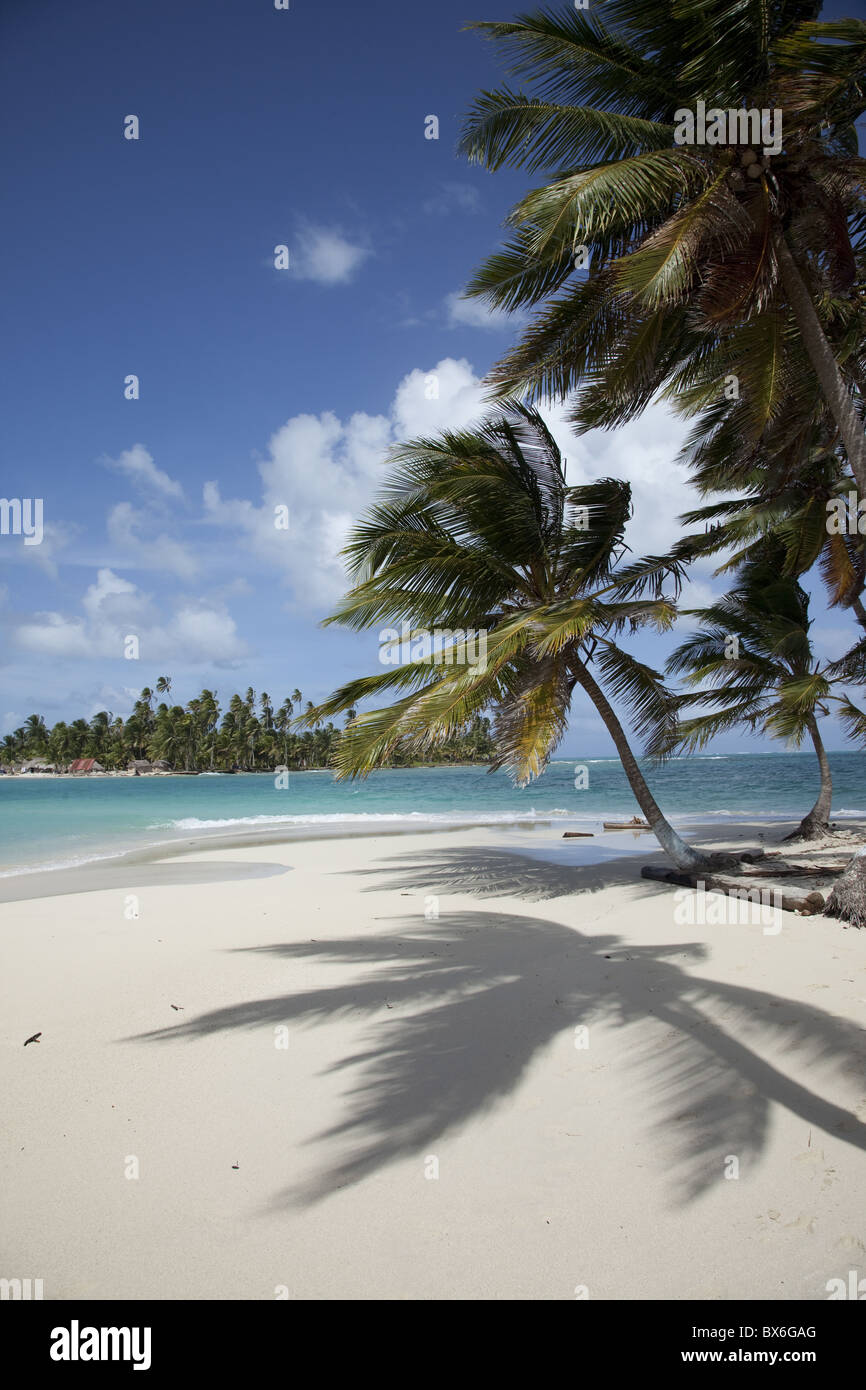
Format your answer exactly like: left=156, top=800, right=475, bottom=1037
left=0, top=0, right=862, bottom=756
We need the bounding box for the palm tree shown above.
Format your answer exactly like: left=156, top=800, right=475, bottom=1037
left=301, top=403, right=730, bottom=872
left=199, top=689, right=220, bottom=769
left=88, top=710, right=112, bottom=760
left=5, top=684, right=492, bottom=777
left=246, top=713, right=262, bottom=769
left=109, top=716, right=125, bottom=769
left=155, top=675, right=172, bottom=699
left=458, top=6, right=866, bottom=493
left=225, top=693, right=248, bottom=769
left=151, top=705, right=186, bottom=767
left=23, top=713, right=49, bottom=755
left=274, top=700, right=292, bottom=766
left=671, top=431, right=866, bottom=630
left=664, top=546, right=865, bottom=839
left=46, top=722, right=71, bottom=767
left=68, top=719, right=90, bottom=758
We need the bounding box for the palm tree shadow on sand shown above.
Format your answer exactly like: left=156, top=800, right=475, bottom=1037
left=342, top=839, right=671, bottom=903
left=130, top=846, right=866, bottom=1210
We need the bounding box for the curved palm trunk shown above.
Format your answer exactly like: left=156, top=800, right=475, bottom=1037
left=777, top=237, right=866, bottom=499
left=789, top=717, right=833, bottom=841
left=572, top=661, right=719, bottom=872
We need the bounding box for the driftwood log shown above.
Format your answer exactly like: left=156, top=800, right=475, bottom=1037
left=731, top=861, right=847, bottom=878
left=640, top=865, right=826, bottom=915
left=562, top=831, right=594, bottom=838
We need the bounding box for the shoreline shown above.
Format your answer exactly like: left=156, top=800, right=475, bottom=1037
left=3, top=749, right=863, bottom=780
left=2, top=806, right=866, bottom=889
left=1, top=811, right=864, bottom=902
left=0, top=761, right=497, bottom=780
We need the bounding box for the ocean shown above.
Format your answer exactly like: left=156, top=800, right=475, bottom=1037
left=0, top=752, right=864, bottom=877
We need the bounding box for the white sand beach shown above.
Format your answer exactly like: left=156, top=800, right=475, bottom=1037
left=2, top=820, right=866, bottom=1301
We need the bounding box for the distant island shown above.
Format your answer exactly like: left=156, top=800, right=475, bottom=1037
left=0, top=679, right=495, bottom=774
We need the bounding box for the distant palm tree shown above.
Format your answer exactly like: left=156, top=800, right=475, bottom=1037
left=47, top=722, right=71, bottom=766
left=88, top=711, right=112, bottom=760
left=24, top=714, right=49, bottom=755
left=664, top=546, right=865, bottom=839
left=155, top=675, right=172, bottom=699
left=68, top=719, right=90, bottom=758
left=275, top=700, right=293, bottom=765
left=303, top=403, right=725, bottom=872
left=8, top=680, right=488, bottom=775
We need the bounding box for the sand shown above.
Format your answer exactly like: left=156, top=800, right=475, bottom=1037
left=2, top=819, right=866, bottom=1301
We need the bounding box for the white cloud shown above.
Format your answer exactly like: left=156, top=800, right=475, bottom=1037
left=84, top=685, right=141, bottom=719
left=289, top=224, right=370, bottom=286
left=203, top=358, right=491, bottom=607
left=107, top=502, right=199, bottom=578
left=15, top=611, right=90, bottom=658
left=445, top=291, right=518, bottom=332
left=103, top=444, right=184, bottom=499
left=81, top=567, right=147, bottom=625
left=4, top=519, right=76, bottom=578
left=203, top=362, right=709, bottom=616
left=391, top=357, right=489, bottom=439
left=542, top=399, right=699, bottom=559
left=14, top=568, right=246, bottom=666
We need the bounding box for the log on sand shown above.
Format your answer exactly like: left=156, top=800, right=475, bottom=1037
left=732, top=861, right=848, bottom=879
left=640, top=865, right=826, bottom=916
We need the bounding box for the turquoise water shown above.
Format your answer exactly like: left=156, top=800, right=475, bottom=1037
left=0, top=753, right=864, bottom=876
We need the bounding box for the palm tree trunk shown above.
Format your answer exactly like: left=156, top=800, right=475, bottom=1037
left=777, top=237, right=866, bottom=499
left=572, top=661, right=721, bottom=871
left=788, top=717, right=833, bottom=841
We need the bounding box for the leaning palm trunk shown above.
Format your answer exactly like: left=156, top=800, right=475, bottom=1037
left=786, top=718, right=833, bottom=842
left=777, top=238, right=866, bottom=501
left=572, top=662, right=726, bottom=873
